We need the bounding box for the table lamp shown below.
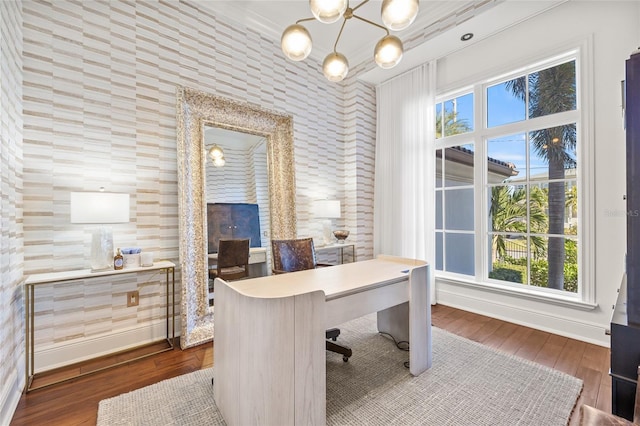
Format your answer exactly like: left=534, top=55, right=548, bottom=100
left=70, top=191, right=130, bottom=271
left=313, top=199, right=341, bottom=245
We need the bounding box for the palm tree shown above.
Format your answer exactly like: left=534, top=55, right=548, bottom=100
left=506, top=61, right=577, bottom=290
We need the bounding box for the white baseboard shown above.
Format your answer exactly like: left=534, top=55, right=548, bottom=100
left=437, top=287, right=610, bottom=347
left=34, top=319, right=182, bottom=373
left=0, top=369, right=22, bottom=426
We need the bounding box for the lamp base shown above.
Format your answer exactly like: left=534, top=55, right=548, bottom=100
left=91, top=227, right=114, bottom=271
left=322, top=219, right=333, bottom=245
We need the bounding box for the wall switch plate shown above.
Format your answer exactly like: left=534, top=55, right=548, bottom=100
left=127, top=290, right=139, bottom=307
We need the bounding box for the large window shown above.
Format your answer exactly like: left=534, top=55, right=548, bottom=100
left=435, top=54, right=582, bottom=297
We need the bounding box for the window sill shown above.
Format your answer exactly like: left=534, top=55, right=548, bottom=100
left=436, top=274, right=598, bottom=311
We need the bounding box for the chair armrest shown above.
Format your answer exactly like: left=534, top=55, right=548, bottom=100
left=272, top=269, right=288, bottom=275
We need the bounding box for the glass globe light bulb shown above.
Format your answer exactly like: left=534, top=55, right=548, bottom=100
left=322, top=52, right=349, bottom=82
left=281, top=24, right=312, bottom=61
left=381, top=0, right=419, bottom=31
left=309, top=0, right=348, bottom=24
left=213, top=156, right=226, bottom=167
left=208, top=144, right=224, bottom=160
left=374, top=35, right=403, bottom=69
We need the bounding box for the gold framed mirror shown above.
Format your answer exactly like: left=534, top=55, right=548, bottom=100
left=176, top=86, right=297, bottom=348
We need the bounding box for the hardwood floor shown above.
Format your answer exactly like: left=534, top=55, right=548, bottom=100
left=10, top=304, right=610, bottom=425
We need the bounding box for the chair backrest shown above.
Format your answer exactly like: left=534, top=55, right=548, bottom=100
left=271, top=238, right=318, bottom=273
left=217, top=239, right=250, bottom=278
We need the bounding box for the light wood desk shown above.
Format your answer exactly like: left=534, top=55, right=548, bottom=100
left=214, top=255, right=431, bottom=426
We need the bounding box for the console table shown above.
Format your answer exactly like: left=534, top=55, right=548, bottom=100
left=316, top=242, right=355, bottom=264
left=24, top=260, right=176, bottom=392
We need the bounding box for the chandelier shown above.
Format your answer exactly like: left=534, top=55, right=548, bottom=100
left=281, top=0, right=419, bottom=82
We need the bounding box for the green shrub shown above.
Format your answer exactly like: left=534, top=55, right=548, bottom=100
left=530, top=260, right=548, bottom=288
left=489, top=263, right=525, bottom=283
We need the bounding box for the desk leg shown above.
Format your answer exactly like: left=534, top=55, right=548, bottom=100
left=409, top=264, right=431, bottom=375
left=376, top=264, right=432, bottom=376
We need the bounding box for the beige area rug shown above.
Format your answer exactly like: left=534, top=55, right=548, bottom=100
left=98, top=315, right=582, bottom=425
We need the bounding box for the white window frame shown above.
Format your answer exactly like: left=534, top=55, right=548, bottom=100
left=434, top=40, right=595, bottom=309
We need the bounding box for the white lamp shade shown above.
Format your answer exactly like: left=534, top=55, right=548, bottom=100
left=70, top=192, right=130, bottom=224
left=314, top=199, right=341, bottom=218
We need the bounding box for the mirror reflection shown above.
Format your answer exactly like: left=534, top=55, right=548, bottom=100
left=204, top=126, right=271, bottom=307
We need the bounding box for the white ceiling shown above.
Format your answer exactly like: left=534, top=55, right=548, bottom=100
left=195, top=0, right=567, bottom=84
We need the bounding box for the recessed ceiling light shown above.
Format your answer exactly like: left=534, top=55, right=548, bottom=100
left=461, top=33, right=474, bottom=42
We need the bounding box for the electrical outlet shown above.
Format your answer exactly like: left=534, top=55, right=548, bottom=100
left=127, top=291, right=139, bottom=307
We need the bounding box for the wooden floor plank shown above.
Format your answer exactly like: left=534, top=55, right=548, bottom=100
left=554, top=338, right=587, bottom=376
left=10, top=305, right=610, bottom=425
left=534, top=333, right=568, bottom=369
left=482, top=320, right=520, bottom=350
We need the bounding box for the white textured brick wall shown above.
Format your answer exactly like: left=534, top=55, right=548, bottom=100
left=0, top=0, right=24, bottom=416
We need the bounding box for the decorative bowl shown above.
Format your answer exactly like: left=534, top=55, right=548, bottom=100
left=333, top=230, right=350, bottom=243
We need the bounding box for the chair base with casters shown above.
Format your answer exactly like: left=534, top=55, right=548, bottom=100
left=326, top=328, right=352, bottom=362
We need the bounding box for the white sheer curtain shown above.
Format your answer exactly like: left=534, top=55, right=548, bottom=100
left=373, top=61, right=437, bottom=303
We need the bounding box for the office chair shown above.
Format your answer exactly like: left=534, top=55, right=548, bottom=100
left=209, top=238, right=250, bottom=288
left=271, top=237, right=352, bottom=362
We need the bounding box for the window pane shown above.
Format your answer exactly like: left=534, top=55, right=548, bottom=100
left=527, top=183, right=548, bottom=235
left=435, top=190, right=442, bottom=229
left=530, top=236, right=577, bottom=293
left=488, top=184, right=527, bottom=233
left=435, top=103, right=443, bottom=139
left=437, top=93, right=473, bottom=138
left=445, top=188, right=474, bottom=231
left=489, top=234, right=528, bottom=284
left=528, top=60, right=576, bottom=119
left=436, top=231, right=443, bottom=270
left=529, top=124, right=577, bottom=179
left=435, top=149, right=443, bottom=188
left=487, top=134, right=524, bottom=183
left=487, top=76, right=526, bottom=128
left=563, top=237, right=578, bottom=293
left=445, top=233, right=474, bottom=275
left=444, top=144, right=474, bottom=187
left=529, top=181, right=577, bottom=235
left=443, top=93, right=474, bottom=136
